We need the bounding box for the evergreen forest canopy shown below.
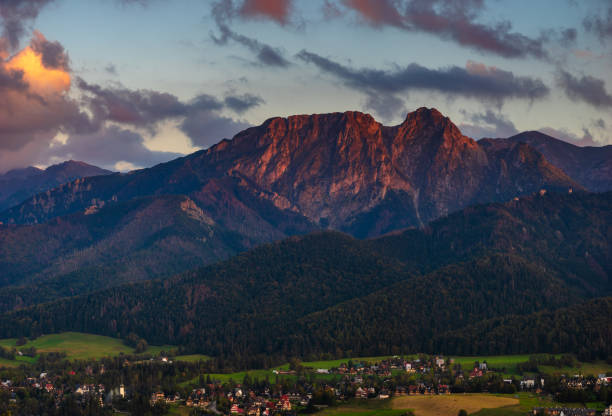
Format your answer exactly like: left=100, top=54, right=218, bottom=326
left=0, top=191, right=609, bottom=368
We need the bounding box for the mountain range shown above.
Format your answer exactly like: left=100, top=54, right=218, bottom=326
left=0, top=161, right=112, bottom=213
left=0, top=108, right=595, bottom=300
left=0, top=107, right=610, bottom=362
left=1, top=191, right=609, bottom=363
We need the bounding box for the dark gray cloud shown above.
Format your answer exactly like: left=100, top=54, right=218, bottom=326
left=224, top=93, right=264, bottom=113
left=340, top=0, right=551, bottom=60
left=584, top=5, right=612, bottom=41
left=595, top=118, right=606, bottom=129
left=0, top=0, right=54, bottom=50
left=211, top=22, right=291, bottom=67
left=78, top=78, right=196, bottom=131
left=459, top=110, right=519, bottom=139
left=556, top=70, right=612, bottom=108
left=77, top=78, right=256, bottom=147
left=211, top=0, right=292, bottom=67
left=180, top=110, right=250, bottom=148
left=0, top=65, right=28, bottom=92
left=364, top=92, right=405, bottom=121
left=297, top=50, right=549, bottom=104
left=30, top=30, right=69, bottom=70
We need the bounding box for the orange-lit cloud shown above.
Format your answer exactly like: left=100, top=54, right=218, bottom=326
left=5, top=31, right=70, bottom=96
left=6, top=45, right=70, bottom=95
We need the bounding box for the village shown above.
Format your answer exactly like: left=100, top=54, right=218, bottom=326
left=1, top=354, right=611, bottom=415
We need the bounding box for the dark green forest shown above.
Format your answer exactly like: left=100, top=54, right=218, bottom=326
left=0, top=192, right=610, bottom=367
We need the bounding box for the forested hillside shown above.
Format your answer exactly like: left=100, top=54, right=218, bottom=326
left=0, top=192, right=609, bottom=367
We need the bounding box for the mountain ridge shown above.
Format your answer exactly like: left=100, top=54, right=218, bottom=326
left=0, top=108, right=580, bottom=236
left=0, top=160, right=113, bottom=212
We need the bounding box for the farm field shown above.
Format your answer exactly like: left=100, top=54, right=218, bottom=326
left=391, top=394, right=518, bottom=416
left=318, top=398, right=408, bottom=416
left=0, top=332, right=175, bottom=364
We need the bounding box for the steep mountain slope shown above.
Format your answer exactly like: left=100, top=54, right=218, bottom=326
left=0, top=194, right=259, bottom=310
left=0, top=161, right=112, bottom=212
left=1, top=192, right=608, bottom=362
left=0, top=109, right=580, bottom=240
left=482, top=131, right=612, bottom=192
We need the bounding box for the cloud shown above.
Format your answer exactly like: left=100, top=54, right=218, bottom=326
left=459, top=110, right=519, bottom=139
left=240, top=0, right=292, bottom=25
left=0, top=32, right=82, bottom=157
left=0, top=0, right=54, bottom=50
left=211, top=1, right=291, bottom=67
left=340, top=0, right=550, bottom=60
left=0, top=32, right=259, bottom=172
left=364, top=92, right=406, bottom=121
left=322, top=0, right=343, bottom=19
left=30, top=30, right=69, bottom=70
left=584, top=5, right=612, bottom=41
left=556, top=70, right=612, bottom=108
left=77, top=78, right=192, bottom=132
left=44, top=125, right=182, bottom=171
left=224, top=93, right=264, bottom=113
left=104, top=63, right=117, bottom=75
left=297, top=50, right=549, bottom=106
left=78, top=80, right=256, bottom=149
left=539, top=126, right=600, bottom=147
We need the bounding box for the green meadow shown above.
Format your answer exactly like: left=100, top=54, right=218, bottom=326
left=0, top=332, right=175, bottom=364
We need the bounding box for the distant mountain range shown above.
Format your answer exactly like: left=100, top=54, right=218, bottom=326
left=0, top=161, right=112, bottom=213
left=0, top=108, right=609, bottom=337
left=481, top=130, right=612, bottom=192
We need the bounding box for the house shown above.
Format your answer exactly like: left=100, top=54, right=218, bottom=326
left=521, top=379, right=536, bottom=389
left=469, top=368, right=483, bottom=378
left=435, top=357, right=445, bottom=368
left=316, top=368, right=329, bottom=374
left=276, top=395, right=291, bottom=411
left=603, top=405, right=612, bottom=416
left=151, top=392, right=165, bottom=403
left=247, top=407, right=260, bottom=416
left=532, top=408, right=596, bottom=416
left=355, top=387, right=367, bottom=399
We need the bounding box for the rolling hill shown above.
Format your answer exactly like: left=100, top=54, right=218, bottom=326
left=1, top=191, right=608, bottom=364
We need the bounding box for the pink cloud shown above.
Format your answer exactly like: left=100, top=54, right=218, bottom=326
left=240, top=0, right=291, bottom=25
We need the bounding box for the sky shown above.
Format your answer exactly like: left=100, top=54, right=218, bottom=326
left=0, top=0, right=611, bottom=172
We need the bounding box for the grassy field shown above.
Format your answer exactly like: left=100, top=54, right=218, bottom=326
left=450, top=355, right=534, bottom=375
left=0, top=332, right=175, bottom=364
left=293, top=356, right=399, bottom=370
left=319, top=398, right=407, bottom=416
left=540, top=361, right=612, bottom=376
left=173, top=354, right=210, bottom=363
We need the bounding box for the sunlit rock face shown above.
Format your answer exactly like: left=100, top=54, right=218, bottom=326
left=201, top=107, right=578, bottom=236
